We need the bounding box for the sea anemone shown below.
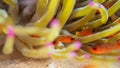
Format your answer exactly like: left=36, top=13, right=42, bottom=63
left=0, top=0, right=120, bottom=62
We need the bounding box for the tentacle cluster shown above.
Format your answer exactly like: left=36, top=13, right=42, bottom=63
left=0, top=0, right=120, bottom=61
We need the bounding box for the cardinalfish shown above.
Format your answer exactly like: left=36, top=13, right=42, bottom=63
left=89, top=41, right=120, bottom=54
left=53, top=35, right=76, bottom=45
left=76, top=29, right=93, bottom=36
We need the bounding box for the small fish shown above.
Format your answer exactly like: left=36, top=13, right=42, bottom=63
left=76, top=29, right=93, bottom=36
left=89, top=43, right=119, bottom=54
left=53, top=35, right=76, bottom=45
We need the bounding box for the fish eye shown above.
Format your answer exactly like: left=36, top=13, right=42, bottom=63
left=71, top=38, right=75, bottom=40
left=93, top=47, right=97, bottom=50
left=53, top=41, right=56, bottom=44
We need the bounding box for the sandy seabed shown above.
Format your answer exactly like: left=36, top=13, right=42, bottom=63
left=0, top=49, right=120, bottom=68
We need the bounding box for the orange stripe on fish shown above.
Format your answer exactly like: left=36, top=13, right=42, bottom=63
left=114, top=40, right=120, bottom=48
